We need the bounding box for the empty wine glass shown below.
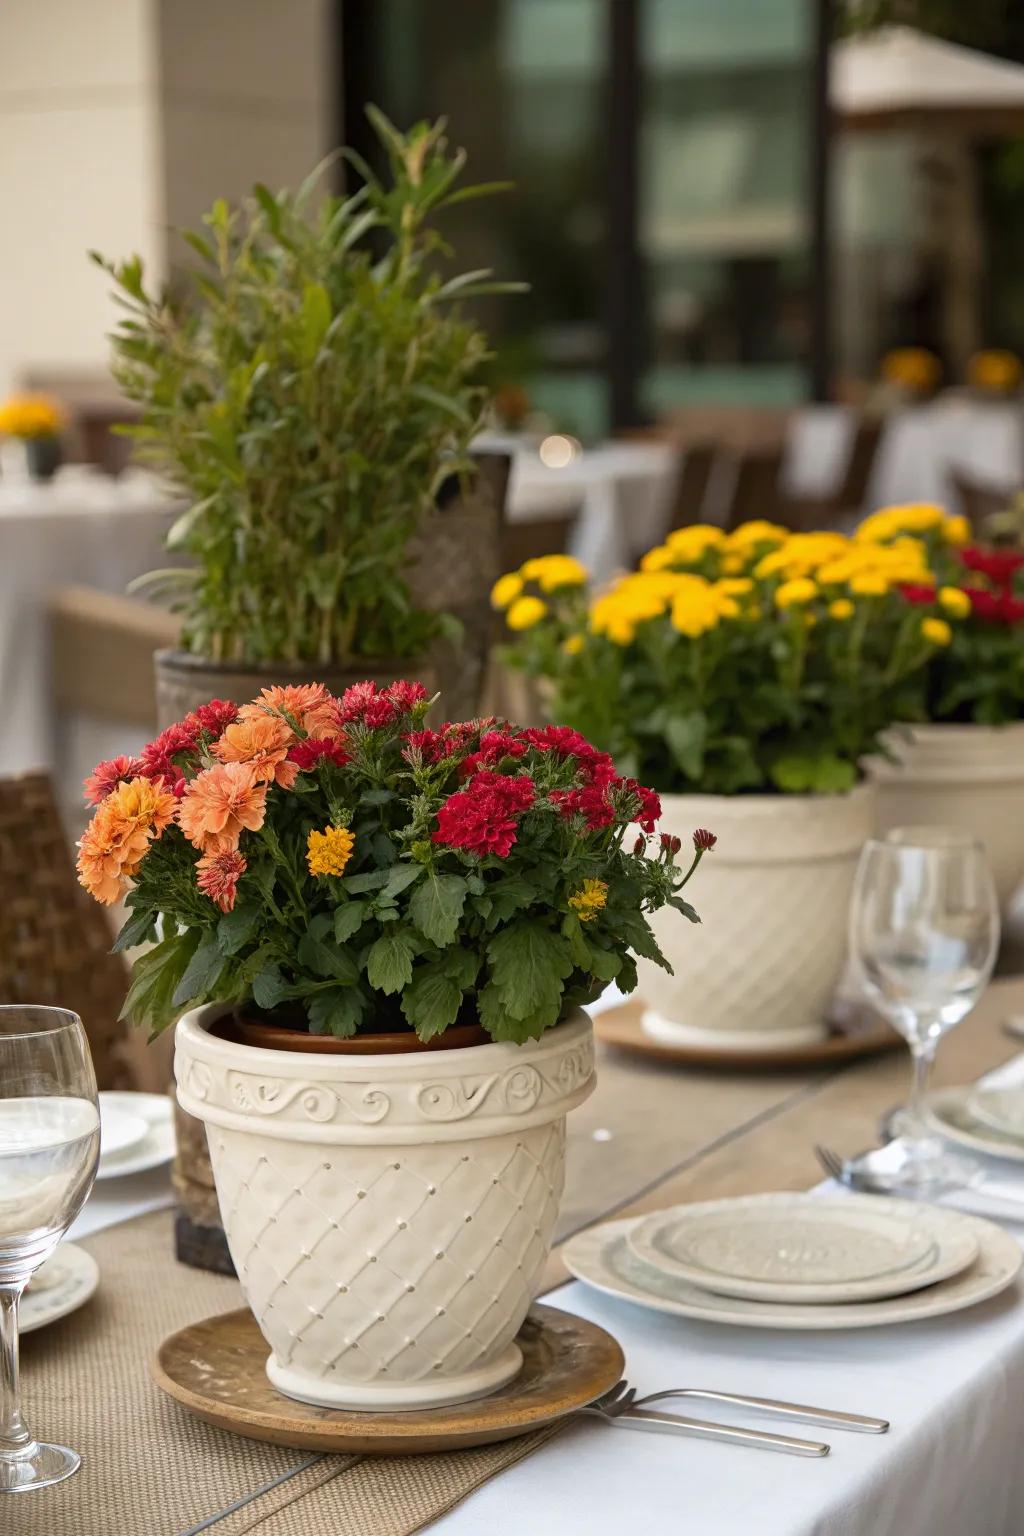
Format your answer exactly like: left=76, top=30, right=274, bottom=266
left=847, top=828, right=999, bottom=1191
left=0, top=1007, right=99, bottom=1493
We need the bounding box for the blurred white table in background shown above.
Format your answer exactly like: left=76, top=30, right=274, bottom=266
left=0, top=467, right=175, bottom=777
left=481, top=435, right=678, bottom=582
left=787, top=399, right=1024, bottom=512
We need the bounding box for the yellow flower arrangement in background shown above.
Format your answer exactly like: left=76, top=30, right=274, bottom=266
left=495, top=508, right=979, bottom=795
left=968, top=349, right=1022, bottom=395
left=0, top=392, right=65, bottom=439
left=881, top=348, right=942, bottom=394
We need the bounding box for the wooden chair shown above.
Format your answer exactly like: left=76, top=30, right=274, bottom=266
left=780, top=415, right=884, bottom=532
left=499, top=509, right=579, bottom=571
left=715, top=445, right=785, bottom=533
left=0, top=771, right=135, bottom=1089
left=50, top=585, right=181, bottom=729
left=951, top=469, right=1018, bottom=535
left=667, top=443, right=717, bottom=533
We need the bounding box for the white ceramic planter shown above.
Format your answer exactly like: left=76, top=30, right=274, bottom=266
left=869, top=723, right=1024, bottom=916
left=175, top=1007, right=595, bottom=1411
left=638, top=785, right=875, bottom=1049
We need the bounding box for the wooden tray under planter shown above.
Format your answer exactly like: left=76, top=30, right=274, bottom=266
left=594, top=997, right=901, bottom=1071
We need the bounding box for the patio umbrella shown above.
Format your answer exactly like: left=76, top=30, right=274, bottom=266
left=830, top=26, right=1024, bottom=373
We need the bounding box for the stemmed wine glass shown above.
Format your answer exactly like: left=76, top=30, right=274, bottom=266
left=847, top=828, right=999, bottom=1191
left=0, top=1007, right=99, bottom=1493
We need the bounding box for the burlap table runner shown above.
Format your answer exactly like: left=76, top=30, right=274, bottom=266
left=18, top=1210, right=565, bottom=1536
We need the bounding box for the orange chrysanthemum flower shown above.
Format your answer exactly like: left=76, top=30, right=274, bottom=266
left=76, top=776, right=177, bottom=904
left=212, top=714, right=298, bottom=788
left=239, top=683, right=340, bottom=740
left=177, top=761, right=268, bottom=853
left=196, top=847, right=247, bottom=913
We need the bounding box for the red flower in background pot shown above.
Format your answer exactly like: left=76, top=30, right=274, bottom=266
left=960, top=547, right=1024, bottom=587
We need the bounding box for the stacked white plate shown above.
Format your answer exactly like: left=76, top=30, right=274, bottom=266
left=564, top=1192, right=1022, bottom=1330
left=926, top=1086, right=1024, bottom=1165
left=97, top=1091, right=175, bottom=1179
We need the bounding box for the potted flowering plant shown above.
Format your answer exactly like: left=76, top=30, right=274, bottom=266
left=858, top=504, right=1024, bottom=913
left=497, top=530, right=948, bottom=1048
left=92, top=108, right=521, bottom=723
left=0, top=392, right=65, bottom=482
left=78, top=681, right=707, bottom=1409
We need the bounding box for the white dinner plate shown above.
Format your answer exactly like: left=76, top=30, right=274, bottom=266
left=21, top=1244, right=99, bottom=1334
left=628, top=1193, right=980, bottom=1304
left=96, top=1091, right=175, bottom=1179
left=926, top=1087, right=1024, bottom=1164
left=968, top=1089, right=1024, bottom=1140
left=99, top=1101, right=148, bottom=1158
left=563, top=1213, right=1021, bottom=1330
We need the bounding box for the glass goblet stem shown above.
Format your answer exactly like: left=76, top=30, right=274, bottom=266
left=0, top=1285, right=32, bottom=1461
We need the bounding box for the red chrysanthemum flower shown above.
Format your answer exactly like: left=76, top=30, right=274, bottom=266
left=898, top=583, right=938, bottom=606
left=196, top=847, right=247, bottom=913
left=960, top=546, right=1024, bottom=588
left=617, top=778, right=662, bottom=834
left=188, top=699, right=238, bottom=739
left=550, top=782, right=616, bottom=831
left=460, top=730, right=527, bottom=778
left=139, top=719, right=201, bottom=786
left=386, top=680, right=428, bottom=713
left=288, top=736, right=351, bottom=771
left=83, top=755, right=145, bottom=807
left=432, top=771, right=536, bottom=858
left=519, top=724, right=616, bottom=785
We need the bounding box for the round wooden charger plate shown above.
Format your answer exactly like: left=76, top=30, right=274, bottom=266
left=151, top=1304, right=624, bottom=1455
left=595, top=999, right=901, bottom=1070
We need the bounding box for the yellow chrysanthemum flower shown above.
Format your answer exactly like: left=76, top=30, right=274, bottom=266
left=490, top=572, right=523, bottom=609
left=562, top=633, right=585, bottom=655
left=726, top=520, right=789, bottom=548
left=938, top=586, right=971, bottom=619
left=921, top=616, right=953, bottom=647
left=775, top=577, right=818, bottom=609
left=829, top=597, right=855, bottom=620
left=943, top=515, right=971, bottom=547
left=849, top=572, right=890, bottom=597
left=640, top=544, right=677, bottom=573
left=520, top=554, right=588, bottom=591
left=306, top=825, right=355, bottom=878
left=664, top=524, right=725, bottom=556
left=506, top=595, right=548, bottom=630
left=0, top=392, right=65, bottom=439
left=670, top=586, right=721, bottom=637
left=716, top=577, right=754, bottom=597
left=568, top=878, right=608, bottom=922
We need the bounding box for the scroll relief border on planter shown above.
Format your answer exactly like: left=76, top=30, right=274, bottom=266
left=175, top=1028, right=596, bottom=1145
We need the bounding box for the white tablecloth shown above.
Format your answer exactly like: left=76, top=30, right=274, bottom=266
left=72, top=1050, right=1024, bottom=1536
left=479, top=435, right=678, bottom=581
left=787, top=400, right=1024, bottom=514
left=0, top=469, right=175, bottom=775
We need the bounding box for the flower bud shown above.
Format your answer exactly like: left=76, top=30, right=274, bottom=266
left=693, top=827, right=717, bottom=852
left=633, top=834, right=646, bottom=856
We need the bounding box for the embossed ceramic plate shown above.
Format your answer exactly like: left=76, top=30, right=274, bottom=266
left=967, top=1088, right=1024, bottom=1139
left=925, top=1088, right=1024, bottom=1164
left=22, top=1244, right=99, bottom=1333
left=152, top=1303, right=624, bottom=1455
left=628, top=1194, right=979, bottom=1303
left=96, top=1092, right=175, bottom=1179
left=564, top=1214, right=1021, bottom=1330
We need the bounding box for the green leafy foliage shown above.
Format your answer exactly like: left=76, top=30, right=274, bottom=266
left=92, top=109, right=521, bottom=666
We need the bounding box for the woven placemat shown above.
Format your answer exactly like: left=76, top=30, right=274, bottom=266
left=18, top=1211, right=564, bottom=1536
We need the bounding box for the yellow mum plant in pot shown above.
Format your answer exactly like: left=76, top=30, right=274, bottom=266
left=497, top=526, right=950, bottom=1049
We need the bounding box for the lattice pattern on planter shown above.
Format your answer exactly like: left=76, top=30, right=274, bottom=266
left=208, top=1120, right=565, bottom=1387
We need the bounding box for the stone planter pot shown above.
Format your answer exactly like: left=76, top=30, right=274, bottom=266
left=154, top=650, right=439, bottom=734
left=638, top=785, right=875, bottom=1050
left=868, top=722, right=1024, bottom=916
left=175, top=1005, right=595, bottom=1410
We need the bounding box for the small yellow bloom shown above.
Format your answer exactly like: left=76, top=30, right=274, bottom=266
left=562, top=633, right=585, bottom=655
left=568, top=878, right=608, bottom=922
left=640, top=544, right=677, bottom=573
left=306, top=825, right=355, bottom=878
left=943, top=515, right=971, bottom=547
left=829, top=598, right=855, bottom=620
left=490, top=572, right=523, bottom=609
left=665, top=524, right=725, bottom=555
left=670, top=586, right=720, bottom=637
left=849, top=572, right=890, bottom=597
left=921, top=616, right=953, bottom=648
left=721, top=551, right=747, bottom=574
left=506, top=595, right=548, bottom=630
left=938, top=586, right=971, bottom=619
left=717, top=578, right=754, bottom=597
left=775, top=577, right=818, bottom=610
left=0, top=392, right=65, bottom=439
left=520, top=554, right=588, bottom=591
left=726, top=520, right=789, bottom=548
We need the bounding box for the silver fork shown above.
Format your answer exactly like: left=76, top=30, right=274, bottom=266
left=581, top=1379, right=888, bottom=1457
left=816, top=1142, right=1024, bottom=1220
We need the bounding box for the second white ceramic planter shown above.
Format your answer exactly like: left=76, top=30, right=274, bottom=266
left=175, top=1006, right=595, bottom=1411
left=638, top=785, right=875, bottom=1049
left=869, top=722, right=1024, bottom=916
